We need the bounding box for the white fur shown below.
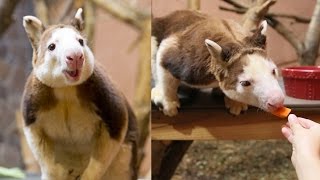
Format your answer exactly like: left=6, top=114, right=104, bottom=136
left=205, top=39, right=222, bottom=54
left=260, top=20, right=267, bottom=35
left=151, top=36, right=158, bottom=84
left=34, top=27, right=94, bottom=88
left=23, top=16, right=42, bottom=30
left=23, top=16, right=43, bottom=51
left=75, top=8, right=83, bottom=21
left=152, top=36, right=180, bottom=116
left=222, top=54, right=284, bottom=112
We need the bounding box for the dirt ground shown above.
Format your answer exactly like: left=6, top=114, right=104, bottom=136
left=173, top=140, right=297, bottom=180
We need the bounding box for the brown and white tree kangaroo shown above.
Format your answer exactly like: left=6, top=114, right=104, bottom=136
left=21, top=8, right=138, bottom=180
left=152, top=10, right=284, bottom=117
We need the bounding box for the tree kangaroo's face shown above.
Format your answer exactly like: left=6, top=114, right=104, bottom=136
left=23, top=8, right=94, bottom=87
left=222, top=54, right=284, bottom=112
left=205, top=21, right=285, bottom=112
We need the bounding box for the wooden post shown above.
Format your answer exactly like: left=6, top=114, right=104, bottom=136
left=187, top=0, right=200, bottom=10
left=152, top=141, right=193, bottom=180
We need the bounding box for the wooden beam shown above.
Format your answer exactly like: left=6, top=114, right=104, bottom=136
left=152, top=90, right=320, bottom=140
left=152, top=108, right=320, bottom=140
left=152, top=141, right=193, bottom=180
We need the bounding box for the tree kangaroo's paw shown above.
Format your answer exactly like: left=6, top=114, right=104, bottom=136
left=162, top=101, right=180, bottom=117
left=151, top=87, right=180, bottom=117
left=224, top=96, right=248, bottom=115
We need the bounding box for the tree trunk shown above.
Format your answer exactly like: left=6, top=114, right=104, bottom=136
left=0, top=0, right=20, bottom=37
left=300, top=0, right=320, bottom=65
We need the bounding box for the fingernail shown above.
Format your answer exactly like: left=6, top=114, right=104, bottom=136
left=288, top=114, right=297, bottom=123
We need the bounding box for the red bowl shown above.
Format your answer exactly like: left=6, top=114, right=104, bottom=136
left=282, top=66, right=320, bottom=100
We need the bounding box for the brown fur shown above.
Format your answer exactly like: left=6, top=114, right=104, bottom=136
left=22, top=64, right=138, bottom=179
left=152, top=10, right=207, bottom=43
left=22, top=75, right=57, bottom=125
left=23, top=10, right=138, bottom=179
left=152, top=10, right=267, bottom=89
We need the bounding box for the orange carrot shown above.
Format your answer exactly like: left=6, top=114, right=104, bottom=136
left=271, top=107, right=291, bottom=118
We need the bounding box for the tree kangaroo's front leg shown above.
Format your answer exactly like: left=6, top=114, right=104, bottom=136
left=224, top=96, right=248, bottom=115
left=152, top=37, right=181, bottom=117
left=81, top=124, right=123, bottom=180
left=151, top=64, right=180, bottom=117
left=24, top=126, right=69, bottom=180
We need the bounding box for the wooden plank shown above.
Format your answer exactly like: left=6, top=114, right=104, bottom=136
left=152, top=108, right=320, bottom=140
left=152, top=88, right=320, bottom=140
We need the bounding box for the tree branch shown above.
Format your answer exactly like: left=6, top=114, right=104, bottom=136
left=91, top=0, right=150, bottom=31
left=220, top=0, right=305, bottom=61
left=220, top=6, right=310, bottom=24
left=188, top=0, right=200, bottom=10
left=221, top=0, right=247, bottom=9
left=302, top=0, right=320, bottom=65
left=266, top=17, right=303, bottom=52
left=33, top=0, right=49, bottom=25
left=242, top=0, right=276, bottom=30
left=220, top=2, right=303, bottom=52
left=84, top=0, right=96, bottom=44
left=219, top=6, right=246, bottom=14
left=0, top=0, right=20, bottom=38
left=57, top=0, right=74, bottom=22
left=268, top=12, right=310, bottom=23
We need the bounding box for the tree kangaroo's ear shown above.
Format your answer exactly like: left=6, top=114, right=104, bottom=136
left=205, top=39, right=222, bottom=57
left=205, top=39, right=239, bottom=63
left=71, top=8, right=84, bottom=32
left=245, top=20, right=267, bottom=49
left=23, top=16, right=45, bottom=50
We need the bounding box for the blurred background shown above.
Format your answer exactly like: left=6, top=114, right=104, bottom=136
left=152, top=0, right=319, bottom=179
left=0, top=0, right=151, bottom=178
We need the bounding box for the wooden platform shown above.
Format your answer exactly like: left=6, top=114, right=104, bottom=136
left=152, top=89, right=320, bottom=140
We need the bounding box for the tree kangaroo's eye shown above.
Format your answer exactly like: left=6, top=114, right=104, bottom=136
left=48, top=43, right=56, bottom=51
left=272, top=69, right=277, bottom=76
left=240, top=81, right=251, bottom=87
left=79, top=39, right=84, bottom=46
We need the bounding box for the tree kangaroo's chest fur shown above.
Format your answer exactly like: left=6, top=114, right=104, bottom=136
left=37, top=88, right=100, bottom=145
left=28, top=88, right=104, bottom=174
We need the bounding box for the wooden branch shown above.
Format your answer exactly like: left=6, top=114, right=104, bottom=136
left=133, top=18, right=151, bottom=176
left=33, top=0, right=49, bottom=25
left=220, top=0, right=306, bottom=63
left=57, top=0, right=74, bottom=22
left=268, top=12, right=310, bottom=23
left=242, top=0, right=276, bottom=30
left=219, top=6, right=246, bottom=14
left=220, top=6, right=310, bottom=24
left=266, top=17, right=303, bottom=52
left=91, top=0, right=150, bottom=31
left=84, top=0, right=96, bottom=44
left=221, top=0, right=247, bottom=9
left=301, top=0, right=320, bottom=65
left=188, top=0, right=200, bottom=10
left=0, top=0, right=20, bottom=37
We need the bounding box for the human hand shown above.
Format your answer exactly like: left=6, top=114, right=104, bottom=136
left=282, top=114, right=320, bottom=179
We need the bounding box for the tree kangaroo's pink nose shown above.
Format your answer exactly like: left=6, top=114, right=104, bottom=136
left=267, top=90, right=285, bottom=109
left=66, top=52, right=84, bottom=69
